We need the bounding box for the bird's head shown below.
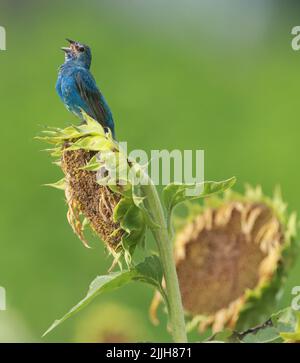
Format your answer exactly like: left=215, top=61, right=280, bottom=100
left=61, top=39, right=92, bottom=69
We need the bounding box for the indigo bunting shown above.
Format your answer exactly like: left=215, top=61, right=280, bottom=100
left=56, top=39, right=115, bottom=137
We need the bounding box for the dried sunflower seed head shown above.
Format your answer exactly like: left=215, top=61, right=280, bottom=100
left=62, top=147, right=124, bottom=251
left=151, top=186, right=298, bottom=333
left=38, top=112, right=147, bottom=267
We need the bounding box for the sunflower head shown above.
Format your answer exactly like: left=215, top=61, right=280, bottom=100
left=38, top=112, right=147, bottom=267
left=61, top=147, right=124, bottom=251
left=151, top=186, right=298, bottom=333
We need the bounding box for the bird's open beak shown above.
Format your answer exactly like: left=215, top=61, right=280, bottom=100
left=61, top=39, right=76, bottom=53
left=61, top=38, right=78, bottom=53
left=61, top=47, right=71, bottom=53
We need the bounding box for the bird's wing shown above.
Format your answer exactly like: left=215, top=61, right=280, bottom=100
left=74, top=69, right=111, bottom=128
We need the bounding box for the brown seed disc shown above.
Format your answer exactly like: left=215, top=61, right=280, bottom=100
left=61, top=147, right=124, bottom=250
left=175, top=202, right=283, bottom=317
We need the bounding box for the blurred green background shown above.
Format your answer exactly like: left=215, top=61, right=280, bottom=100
left=0, top=0, right=300, bottom=342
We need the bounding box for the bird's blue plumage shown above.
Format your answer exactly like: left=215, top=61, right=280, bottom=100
left=56, top=40, right=115, bottom=137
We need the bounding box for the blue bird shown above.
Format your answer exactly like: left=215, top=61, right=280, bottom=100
left=56, top=39, right=115, bottom=137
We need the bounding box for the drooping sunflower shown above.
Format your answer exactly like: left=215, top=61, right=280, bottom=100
left=38, top=112, right=147, bottom=267
left=151, top=186, right=298, bottom=333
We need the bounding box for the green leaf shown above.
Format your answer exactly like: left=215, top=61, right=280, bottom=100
left=118, top=204, right=144, bottom=233
left=272, top=308, right=300, bottom=342
left=236, top=231, right=299, bottom=331
left=44, top=178, right=66, bottom=190
left=113, top=197, right=147, bottom=256
left=163, top=177, right=236, bottom=215
left=241, top=326, right=280, bottom=343
left=113, top=198, right=133, bottom=223
left=208, top=323, right=280, bottom=343
left=239, top=308, right=300, bottom=343
left=162, top=177, right=236, bottom=233
left=207, top=307, right=300, bottom=343
left=43, top=255, right=165, bottom=337
left=134, top=255, right=163, bottom=287
left=235, top=278, right=281, bottom=331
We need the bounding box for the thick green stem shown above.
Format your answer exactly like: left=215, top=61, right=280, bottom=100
left=141, top=180, right=187, bottom=343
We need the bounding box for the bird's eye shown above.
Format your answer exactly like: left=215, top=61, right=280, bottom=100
left=78, top=47, right=85, bottom=52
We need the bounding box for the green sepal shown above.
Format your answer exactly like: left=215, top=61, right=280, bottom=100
left=65, top=135, right=111, bottom=152
left=44, top=178, right=66, bottom=190
left=113, top=197, right=147, bottom=259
